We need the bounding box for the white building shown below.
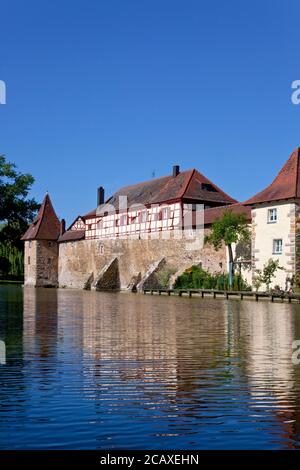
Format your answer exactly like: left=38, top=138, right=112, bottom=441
left=245, top=147, right=300, bottom=290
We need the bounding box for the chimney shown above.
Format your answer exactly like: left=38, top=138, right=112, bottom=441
left=97, top=186, right=105, bottom=206
left=173, top=165, right=180, bottom=178
left=60, top=219, right=66, bottom=237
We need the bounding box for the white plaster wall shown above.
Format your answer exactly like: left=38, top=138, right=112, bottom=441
left=252, top=201, right=295, bottom=290
left=84, top=202, right=182, bottom=239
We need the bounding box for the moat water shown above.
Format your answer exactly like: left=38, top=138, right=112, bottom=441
left=1, top=285, right=300, bottom=449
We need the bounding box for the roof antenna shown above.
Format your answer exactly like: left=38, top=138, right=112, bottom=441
left=152, top=170, right=156, bottom=179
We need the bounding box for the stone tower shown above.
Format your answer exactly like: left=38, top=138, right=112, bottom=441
left=21, top=194, right=61, bottom=287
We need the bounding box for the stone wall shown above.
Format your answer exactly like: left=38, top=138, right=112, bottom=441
left=58, top=230, right=227, bottom=290
left=24, top=240, right=59, bottom=287
left=24, top=241, right=37, bottom=286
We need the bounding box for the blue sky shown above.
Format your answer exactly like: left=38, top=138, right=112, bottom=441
left=0, top=0, right=300, bottom=223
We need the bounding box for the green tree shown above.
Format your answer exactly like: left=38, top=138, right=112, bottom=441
left=254, top=258, right=284, bottom=292
left=0, top=155, right=38, bottom=279
left=0, top=256, right=11, bottom=276
left=0, top=155, right=39, bottom=248
left=252, top=275, right=262, bottom=292
left=204, top=210, right=250, bottom=288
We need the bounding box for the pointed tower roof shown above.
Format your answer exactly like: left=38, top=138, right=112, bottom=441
left=21, top=193, right=61, bottom=241
left=244, top=148, right=300, bottom=205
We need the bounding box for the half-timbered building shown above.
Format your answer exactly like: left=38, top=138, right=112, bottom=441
left=60, top=165, right=237, bottom=242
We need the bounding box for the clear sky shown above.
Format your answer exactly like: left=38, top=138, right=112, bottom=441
left=0, top=0, right=300, bottom=224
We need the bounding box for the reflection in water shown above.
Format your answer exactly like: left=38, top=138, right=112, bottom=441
left=238, top=302, right=300, bottom=448
left=0, top=286, right=300, bottom=449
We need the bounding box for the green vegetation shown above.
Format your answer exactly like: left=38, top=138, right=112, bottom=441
left=0, top=242, right=23, bottom=278
left=295, top=274, right=300, bottom=292
left=156, top=267, right=177, bottom=288
left=174, top=265, right=251, bottom=291
left=0, top=155, right=38, bottom=280
left=205, top=210, right=250, bottom=287
left=253, top=258, right=284, bottom=292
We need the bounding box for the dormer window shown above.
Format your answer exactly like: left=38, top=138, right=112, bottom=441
left=201, top=183, right=217, bottom=192
left=268, top=208, right=277, bottom=223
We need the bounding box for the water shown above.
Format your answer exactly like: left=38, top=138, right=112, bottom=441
left=0, top=285, right=300, bottom=449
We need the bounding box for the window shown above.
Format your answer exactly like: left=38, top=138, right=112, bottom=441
left=273, top=239, right=283, bottom=254
left=268, top=208, right=277, bottom=223
left=162, top=207, right=169, bottom=220
left=48, top=258, right=51, bottom=265
left=28, top=256, right=30, bottom=265
left=48, top=241, right=53, bottom=247
left=140, top=210, right=147, bottom=223
left=120, top=215, right=127, bottom=226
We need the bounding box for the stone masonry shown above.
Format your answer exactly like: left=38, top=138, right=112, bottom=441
left=58, top=230, right=226, bottom=290
left=24, top=240, right=59, bottom=287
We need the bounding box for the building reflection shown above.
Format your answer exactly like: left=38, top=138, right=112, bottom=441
left=20, top=287, right=300, bottom=448
left=67, top=291, right=231, bottom=418
left=236, top=301, right=300, bottom=448
left=23, top=287, right=59, bottom=380
left=78, top=293, right=229, bottom=379
left=62, top=291, right=300, bottom=447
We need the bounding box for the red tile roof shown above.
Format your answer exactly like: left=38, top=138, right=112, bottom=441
left=204, top=203, right=251, bottom=226
left=83, top=168, right=236, bottom=218
left=244, top=148, right=300, bottom=205
left=21, top=193, right=61, bottom=241
left=58, top=230, right=85, bottom=243
left=184, top=170, right=237, bottom=204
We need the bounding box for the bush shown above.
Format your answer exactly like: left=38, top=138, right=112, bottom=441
left=174, top=265, right=250, bottom=291
left=156, top=267, right=177, bottom=288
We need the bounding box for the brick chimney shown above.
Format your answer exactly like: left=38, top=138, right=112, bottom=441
left=60, top=219, right=66, bottom=236
left=97, top=186, right=105, bottom=206
left=173, top=165, right=180, bottom=177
